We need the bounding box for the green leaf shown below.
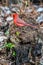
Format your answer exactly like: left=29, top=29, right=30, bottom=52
left=5, top=30, right=9, bottom=35
left=16, top=31, right=20, bottom=36
left=5, top=43, right=15, bottom=49
left=13, top=51, right=16, bottom=56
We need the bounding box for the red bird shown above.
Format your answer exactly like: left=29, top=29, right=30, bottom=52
left=13, top=13, right=37, bottom=28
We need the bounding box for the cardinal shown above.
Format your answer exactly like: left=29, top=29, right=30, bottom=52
left=13, top=13, right=37, bottom=28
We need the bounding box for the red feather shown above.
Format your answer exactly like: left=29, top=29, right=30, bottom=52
left=13, top=13, right=37, bottom=28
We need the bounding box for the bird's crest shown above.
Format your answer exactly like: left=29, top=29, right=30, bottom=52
left=13, top=13, right=18, bottom=19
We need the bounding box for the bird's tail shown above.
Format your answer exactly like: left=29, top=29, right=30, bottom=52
left=25, top=23, right=38, bottom=29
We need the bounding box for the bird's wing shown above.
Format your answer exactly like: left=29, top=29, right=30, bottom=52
left=17, top=17, right=26, bottom=24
